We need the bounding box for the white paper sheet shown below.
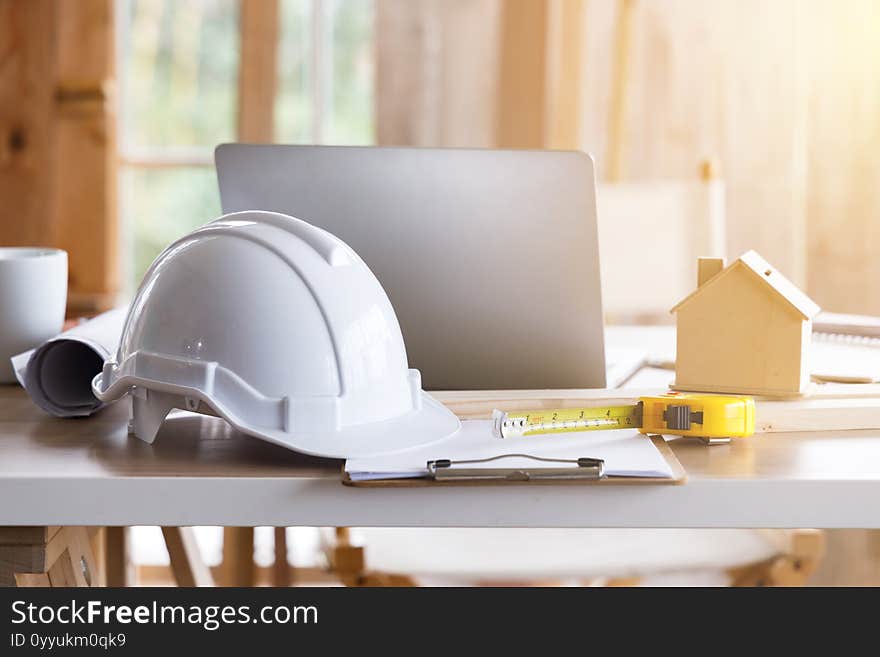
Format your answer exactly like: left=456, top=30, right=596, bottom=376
left=345, top=419, right=674, bottom=481
left=811, top=337, right=880, bottom=383
left=10, top=307, right=127, bottom=417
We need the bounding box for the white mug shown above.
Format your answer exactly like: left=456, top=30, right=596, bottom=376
left=0, top=248, right=67, bottom=383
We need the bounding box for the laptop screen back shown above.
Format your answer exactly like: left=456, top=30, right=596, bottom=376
left=216, top=144, right=605, bottom=390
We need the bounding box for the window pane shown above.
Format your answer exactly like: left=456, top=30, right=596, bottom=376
left=275, top=0, right=314, bottom=142
left=275, top=0, right=375, bottom=144
left=120, top=0, right=239, bottom=150
left=325, top=0, right=375, bottom=144
left=122, top=167, right=221, bottom=286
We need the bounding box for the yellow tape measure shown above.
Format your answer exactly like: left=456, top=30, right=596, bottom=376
left=492, top=392, right=755, bottom=443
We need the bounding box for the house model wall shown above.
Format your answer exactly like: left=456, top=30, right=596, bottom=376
left=671, top=250, right=820, bottom=397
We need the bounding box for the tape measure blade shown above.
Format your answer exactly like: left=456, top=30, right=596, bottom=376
left=512, top=404, right=641, bottom=437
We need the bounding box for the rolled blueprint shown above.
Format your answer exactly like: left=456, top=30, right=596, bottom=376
left=10, top=307, right=126, bottom=417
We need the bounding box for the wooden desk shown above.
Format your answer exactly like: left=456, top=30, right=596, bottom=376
left=3, top=382, right=880, bottom=528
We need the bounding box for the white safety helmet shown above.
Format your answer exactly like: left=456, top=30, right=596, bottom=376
left=92, top=210, right=460, bottom=458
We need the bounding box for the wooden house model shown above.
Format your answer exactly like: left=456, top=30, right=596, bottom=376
left=670, top=250, right=820, bottom=396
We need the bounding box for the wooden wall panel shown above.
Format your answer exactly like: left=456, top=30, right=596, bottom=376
left=53, top=0, right=118, bottom=312
left=545, top=0, right=586, bottom=150
left=376, top=0, right=500, bottom=147
left=802, top=0, right=880, bottom=314
left=581, top=0, right=808, bottom=285
left=375, top=0, right=880, bottom=312
left=579, top=0, right=880, bottom=311
left=377, top=0, right=810, bottom=285
left=0, top=0, right=57, bottom=246
left=0, top=0, right=118, bottom=313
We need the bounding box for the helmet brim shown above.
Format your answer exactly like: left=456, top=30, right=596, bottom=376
left=246, top=391, right=461, bottom=459
left=95, top=365, right=461, bottom=459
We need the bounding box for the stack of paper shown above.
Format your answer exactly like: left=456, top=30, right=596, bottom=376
left=345, top=419, right=675, bottom=482
left=811, top=336, right=880, bottom=383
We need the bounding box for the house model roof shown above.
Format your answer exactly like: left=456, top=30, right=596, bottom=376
left=670, top=250, right=821, bottom=319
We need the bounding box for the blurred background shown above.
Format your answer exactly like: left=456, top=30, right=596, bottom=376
left=3, top=0, right=880, bottom=585
left=3, top=0, right=879, bottom=315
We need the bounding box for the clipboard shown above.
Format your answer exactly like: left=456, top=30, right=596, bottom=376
left=342, top=435, right=687, bottom=487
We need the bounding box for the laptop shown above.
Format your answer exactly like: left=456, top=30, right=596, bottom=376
left=215, top=144, right=606, bottom=390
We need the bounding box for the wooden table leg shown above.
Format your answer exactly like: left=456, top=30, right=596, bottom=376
left=221, top=527, right=255, bottom=586
left=273, top=527, right=288, bottom=587
left=104, top=527, right=134, bottom=587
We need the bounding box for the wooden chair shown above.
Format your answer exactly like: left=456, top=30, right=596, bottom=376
left=322, top=527, right=824, bottom=587
left=161, top=527, right=214, bottom=586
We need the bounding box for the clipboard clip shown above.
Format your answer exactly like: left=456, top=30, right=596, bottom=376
left=426, top=453, right=605, bottom=482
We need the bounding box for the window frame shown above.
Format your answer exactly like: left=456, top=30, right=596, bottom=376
left=115, top=0, right=350, bottom=290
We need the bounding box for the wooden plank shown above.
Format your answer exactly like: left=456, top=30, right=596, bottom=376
left=545, top=0, right=586, bottom=149
left=605, top=0, right=635, bottom=181
left=90, top=527, right=107, bottom=587
left=0, top=543, right=48, bottom=574
left=14, top=572, right=52, bottom=587
left=0, top=526, right=70, bottom=576
left=52, top=0, right=118, bottom=314
left=64, top=527, right=98, bottom=586
left=753, top=398, right=880, bottom=434
left=0, top=526, right=61, bottom=546
left=495, top=0, right=550, bottom=147
left=237, top=0, right=280, bottom=142
left=47, top=551, right=78, bottom=587
left=161, top=527, right=214, bottom=587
